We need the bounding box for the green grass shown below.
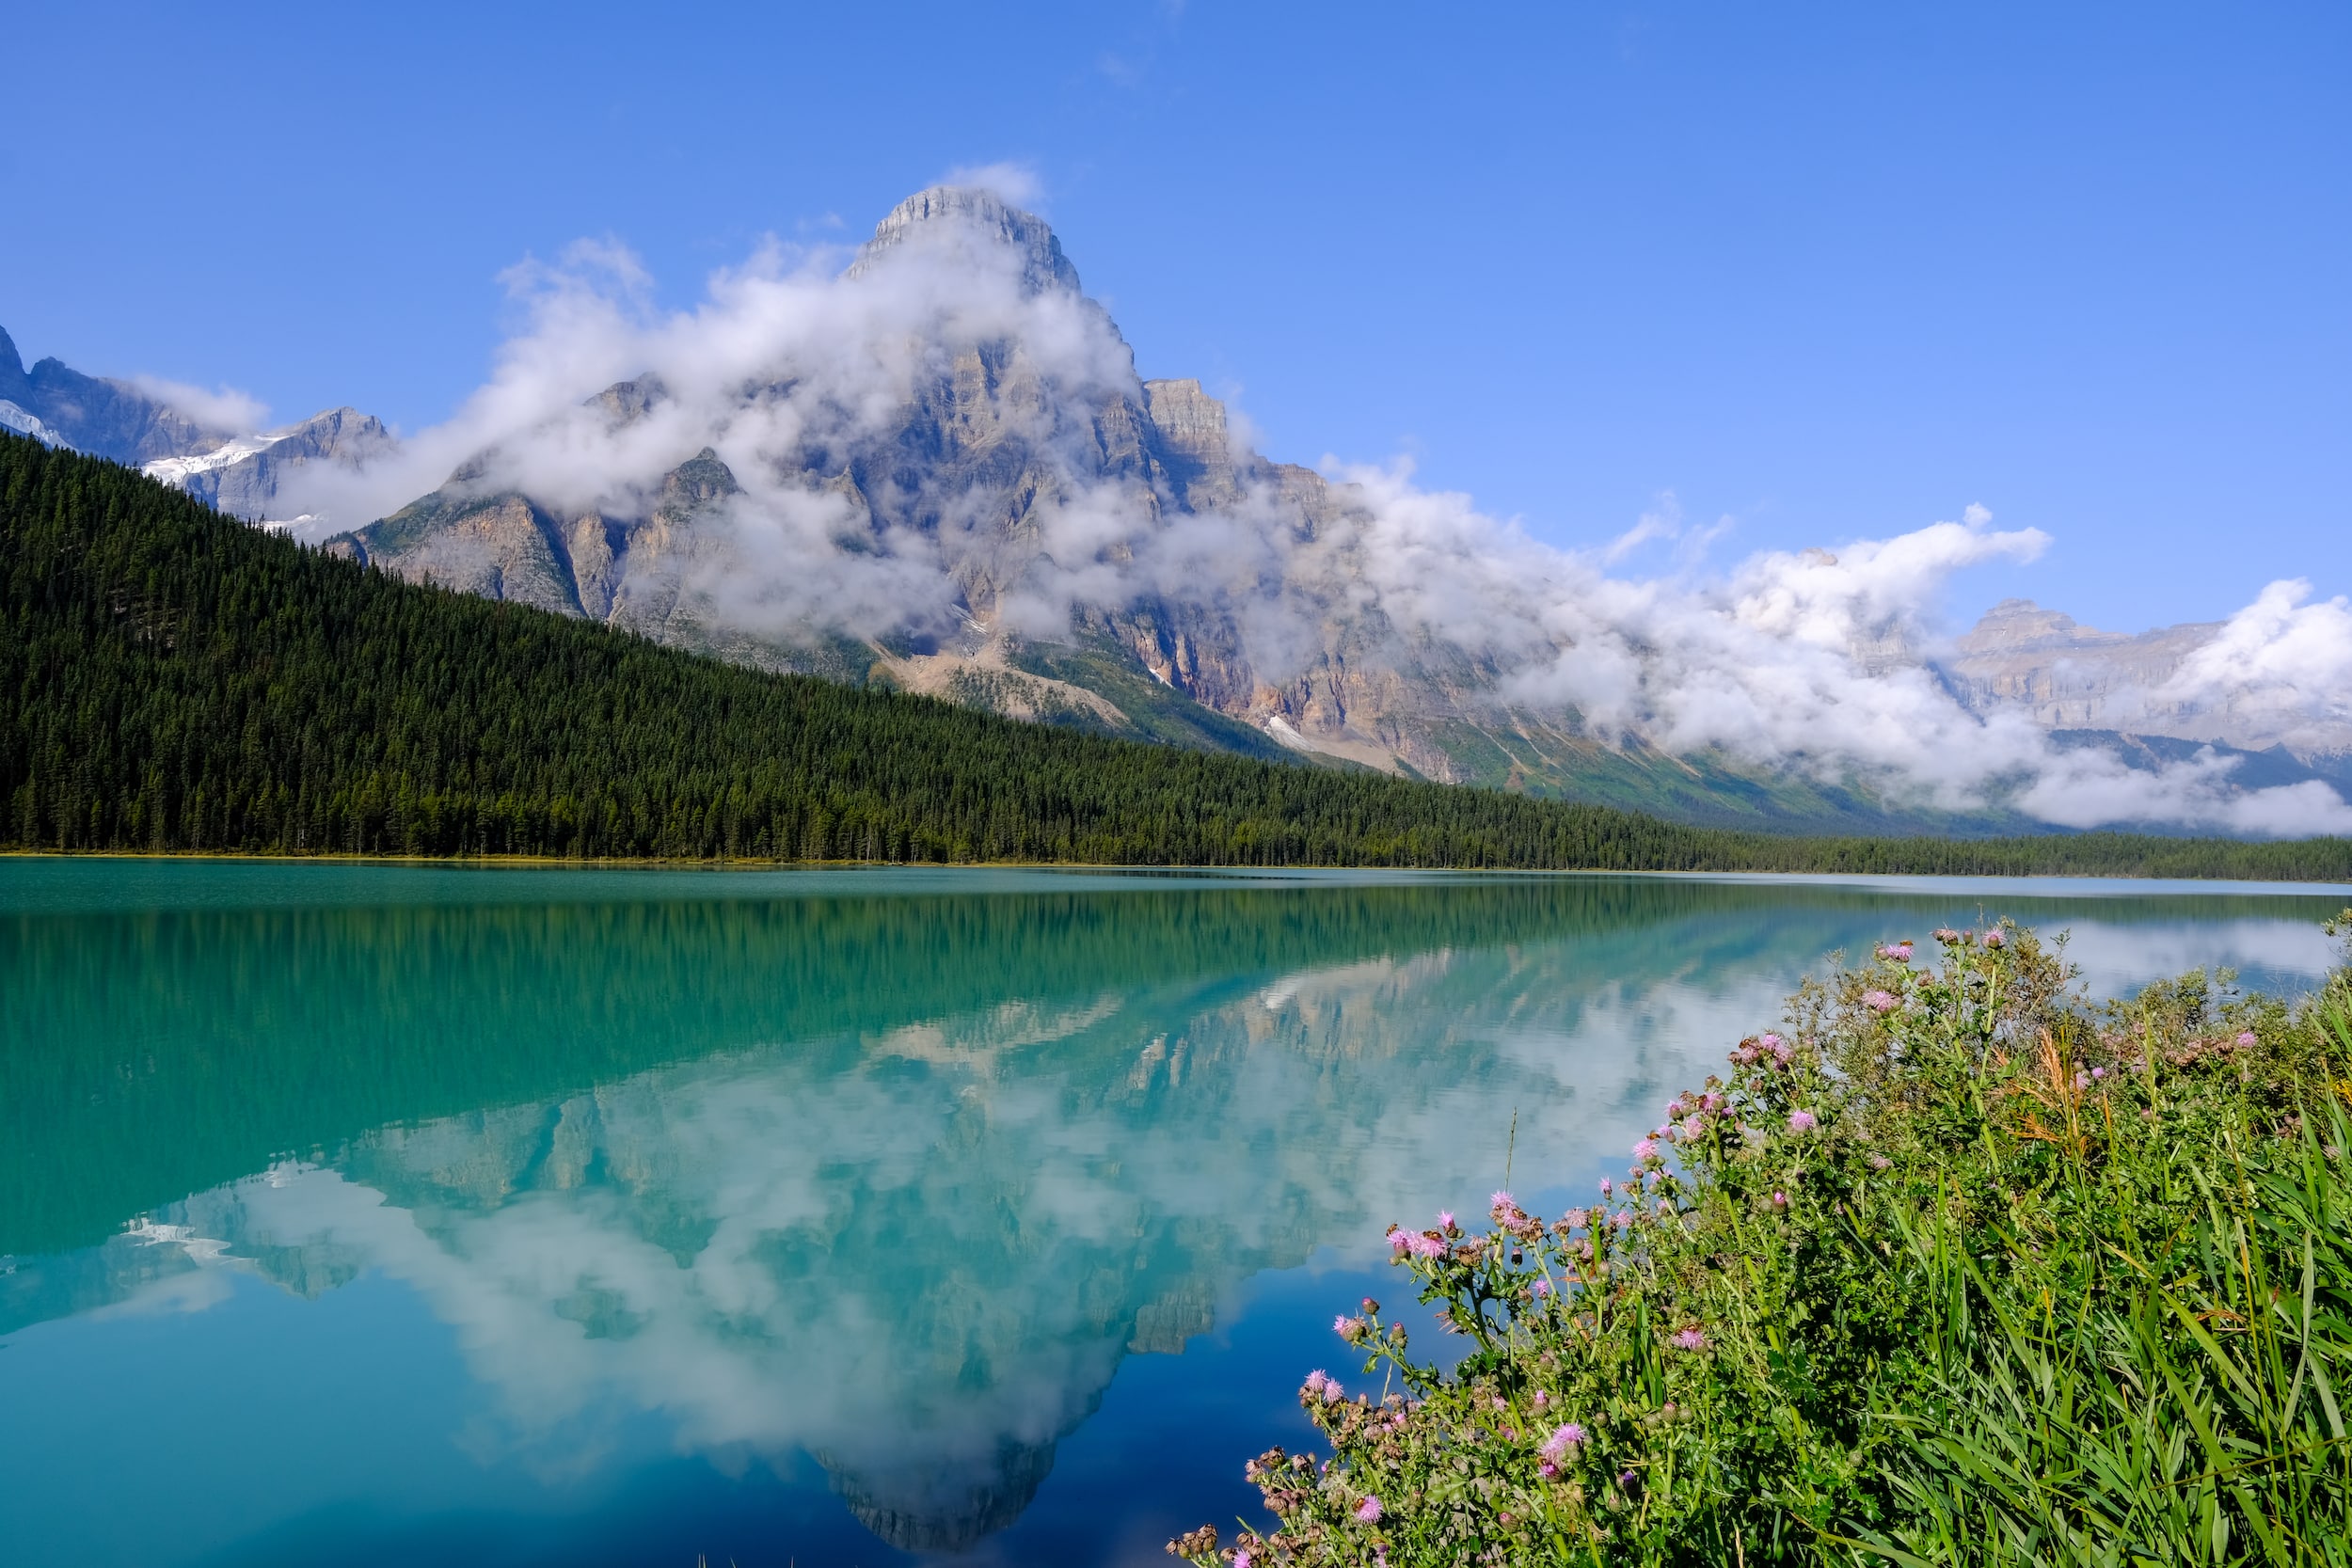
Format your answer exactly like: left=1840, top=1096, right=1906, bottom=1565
left=1174, top=915, right=2352, bottom=1565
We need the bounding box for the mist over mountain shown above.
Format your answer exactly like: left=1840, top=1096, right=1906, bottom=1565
left=12, top=185, right=2351, bottom=836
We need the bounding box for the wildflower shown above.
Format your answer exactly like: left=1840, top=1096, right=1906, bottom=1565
left=1983, top=929, right=2005, bottom=948
left=1932, top=927, right=1960, bottom=942
left=2328, top=1145, right=2344, bottom=1161
left=1304, top=1370, right=1330, bottom=1395
left=1788, top=1109, right=1818, bottom=1132
left=1234, top=1551, right=1254, bottom=1568
left=1490, top=1190, right=1518, bottom=1213
left=1532, top=1278, right=1552, bottom=1299
left=1633, top=1138, right=1660, bottom=1161
left=1361, top=1296, right=1379, bottom=1314
left=1867, top=1153, right=1893, bottom=1171
left=2091, top=1067, right=2106, bottom=1080
left=2237, top=1030, right=2258, bottom=1048
left=1354, top=1496, right=1383, bottom=1525
left=1772, top=1037, right=1794, bottom=1065
left=1387, top=1230, right=1410, bottom=1255
left=1771, top=1191, right=1788, bottom=1212
left=1541, top=1422, right=1587, bottom=1460
left=1599, top=1178, right=1613, bottom=1196
left=1438, top=1210, right=1455, bottom=1229
left=1673, top=1326, right=1707, bottom=1351
left=1680, top=1114, right=1707, bottom=1139
left=1533, top=1390, right=1550, bottom=1409
left=2074, top=1070, right=2090, bottom=1089
left=1863, top=989, right=1899, bottom=1013
left=1612, top=1210, right=1632, bottom=1230
left=1334, top=1315, right=1364, bottom=1339
left=1565, top=1207, right=1589, bottom=1228
left=1538, top=1461, right=1560, bottom=1480
left=1324, top=1381, right=1345, bottom=1404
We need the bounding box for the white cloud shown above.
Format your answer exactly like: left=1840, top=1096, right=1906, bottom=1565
left=939, top=161, right=1043, bottom=208
left=125, top=374, right=270, bottom=435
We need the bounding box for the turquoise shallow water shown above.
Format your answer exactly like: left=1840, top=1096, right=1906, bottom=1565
left=3, top=860, right=2346, bottom=1566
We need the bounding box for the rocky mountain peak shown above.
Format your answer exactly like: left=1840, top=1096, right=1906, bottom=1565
left=848, top=185, right=1083, bottom=297
left=1957, top=597, right=2124, bottom=654
left=0, top=325, right=32, bottom=408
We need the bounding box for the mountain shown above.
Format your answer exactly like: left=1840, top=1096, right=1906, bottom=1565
left=316, top=192, right=2002, bottom=832
left=14, top=193, right=2345, bottom=837
left=1946, top=597, right=2352, bottom=763
left=0, top=322, right=391, bottom=529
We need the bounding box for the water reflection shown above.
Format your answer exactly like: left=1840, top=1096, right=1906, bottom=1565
left=1, top=865, right=2344, bottom=1565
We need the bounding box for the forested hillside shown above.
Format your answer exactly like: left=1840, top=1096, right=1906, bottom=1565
left=5, top=434, right=2349, bottom=879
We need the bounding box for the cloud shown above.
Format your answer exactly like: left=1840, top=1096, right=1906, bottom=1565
left=939, top=161, right=1042, bottom=208
left=2153, top=579, right=2352, bottom=755
left=278, top=213, right=2352, bottom=838
left=125, top=374, right=270, bottom=434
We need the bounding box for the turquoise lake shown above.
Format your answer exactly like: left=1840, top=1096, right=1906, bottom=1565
left=4, top=859, right=2348, bottom=1566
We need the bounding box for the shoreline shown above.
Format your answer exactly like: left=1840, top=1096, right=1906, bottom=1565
left=6, top=847, right=2352, bottom=895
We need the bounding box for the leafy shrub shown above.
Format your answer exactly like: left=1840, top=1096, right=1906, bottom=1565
left=1173, top=916, right=2352, bottom=1566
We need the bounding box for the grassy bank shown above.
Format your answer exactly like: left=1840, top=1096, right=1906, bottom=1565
left=1174, top=915, right=2352, bottom=1565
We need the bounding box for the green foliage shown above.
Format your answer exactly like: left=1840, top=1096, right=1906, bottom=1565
left=1174, top=924, right=2352, bottom=1565
left=6, top=432, right=2352, bottom=876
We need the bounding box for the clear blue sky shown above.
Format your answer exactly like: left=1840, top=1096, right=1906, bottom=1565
left=4, top=1, right=2344, bottom=631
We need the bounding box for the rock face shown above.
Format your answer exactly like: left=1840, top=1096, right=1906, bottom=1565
left=0, top=325, right=234, bottom=462
left=1941, top=598, right=2352, bottom=757
left=147, top=405, right=394, bottom=524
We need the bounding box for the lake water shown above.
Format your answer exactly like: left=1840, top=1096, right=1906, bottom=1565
left=4, top=860, right=2347, bottom=1567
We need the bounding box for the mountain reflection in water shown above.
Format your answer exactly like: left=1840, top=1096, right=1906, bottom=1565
left=1, top=863, right=2344, bottom=1566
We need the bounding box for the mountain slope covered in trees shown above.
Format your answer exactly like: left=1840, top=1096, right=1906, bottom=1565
left=5, top=435, right=2350, bottom=879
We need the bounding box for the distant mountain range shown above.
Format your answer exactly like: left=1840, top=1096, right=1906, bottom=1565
left=0, top=325, right=388, bottom=531
left=7, top=188, right=2345, bottom=836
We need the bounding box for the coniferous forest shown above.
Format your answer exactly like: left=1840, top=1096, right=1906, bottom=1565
left=5, top=432, right=2349, bottom=879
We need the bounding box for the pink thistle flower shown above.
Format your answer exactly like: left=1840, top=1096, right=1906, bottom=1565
left=1438, top=1210, right=1455, bottom=1229
left=1983, top=929, right=2005, bottom=948
left=1387, top=1230, right=1411, bottom=1254
left=1304, top=1370, right=1330, bottom=1395
left=1788, top=1110, right=1818, bottom=1132
left=1533, top=1390, right=1550, bottom=1409
left=1680, top=1115, right=1707, bottom=1138
left=1235, top=1552, right=1255, bottom=1568
left=1538, top=1460, right=1560, bottom=1480
left=1673, top=1326, right=1708, bottom=1351
left=1565, top=1207, right=1589, bottom=1228
left=2237, top=1031, right=2258, bottom=1048
left=1771, top=1191, right=1788, bottom=1212
left=1758, top=1032, right=1782, bottom=1050
left=1863, top=989, right=1899, bottom=1014
left=1354, top=1496, right=1383, bottom=1524
left=1612, top=1210, right=1632, bottom=1230
left=1335, top=1315, right=1363, bottom=1338
left=1490, top=1190, right=1516, bottom=1211
left=1324, top=1381, right=1344, bottom=1404
left=1541, top=1422, right=1587, bottom=1460
left=1632, top=1138, right=1660, bottom=1161
left=1867, top=1153, right=1893, bottom=1171
left=1532, top=1278, right=1552, bottom=1299
left=1598, top=1178, right=1613, bottom=1196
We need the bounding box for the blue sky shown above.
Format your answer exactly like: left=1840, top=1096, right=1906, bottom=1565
left=3, top=1, right=2344, bottom=631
